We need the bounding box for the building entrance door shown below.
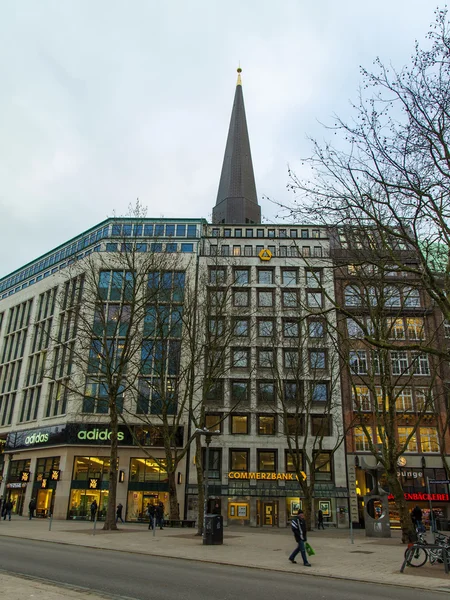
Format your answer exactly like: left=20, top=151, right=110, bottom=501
left=263, top=501, right=278, bottom=526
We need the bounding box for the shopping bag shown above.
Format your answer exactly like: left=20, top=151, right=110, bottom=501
left=305, top=542, right=315, bottom=556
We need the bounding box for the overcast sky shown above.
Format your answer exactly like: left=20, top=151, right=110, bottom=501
left=0, top=0, right=438, bottom=276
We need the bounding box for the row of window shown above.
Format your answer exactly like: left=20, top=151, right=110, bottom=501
left=347, top=317, right=425, bottom=340
left=223, top=347, right=328, bottom=371
left=344, top=285, right=421, bottom=308
left=205, top=413, right=332, bottom=436
left=225, top=449, right=332, bottom=480
left=218, top=317, right=325, bottom=339
left=111, top=223, right=198, bottom=239
left=209, top=267, right=322, bottom=287
left=349, top=350, right=431, bottom=376
left=206, top=379, right=329, bottom=404
left=106, top=242, right=195, bottom=254
left=98, top=271, right=186, bottom=303
left=209, top=244, right=324, bottom=258
left=212, top=288, right=324, bottom=309
left=353, top=426, right=439, bottom=453
left=352, top=386, right=432, bottom=413
left=211, top=227, right=323, bottom=240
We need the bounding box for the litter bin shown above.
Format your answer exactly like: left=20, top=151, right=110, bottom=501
left=204, top=514, right=223, bottom=545
left=437, top=518, right=449, bottom=531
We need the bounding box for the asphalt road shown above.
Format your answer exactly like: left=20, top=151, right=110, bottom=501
left=0, top=537, right=447, bottom=600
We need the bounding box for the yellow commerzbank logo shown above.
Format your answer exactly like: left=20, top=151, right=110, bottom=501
left=228, top=471, right=306, bottom=481
left=258, top=249, right=272, bottom=261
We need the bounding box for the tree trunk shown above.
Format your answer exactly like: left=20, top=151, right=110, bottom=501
left=302, top=488, right=314, bottom=531
left=386, top=471, right=415, bottom=544
left=168, top=470, right=179, bottom=520
left=103, top=400, right=118, bottom=531
left=195, top=437, right=204, bottom=536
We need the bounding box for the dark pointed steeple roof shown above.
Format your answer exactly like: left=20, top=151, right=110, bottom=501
left=212, top=68, right=261, bottom=224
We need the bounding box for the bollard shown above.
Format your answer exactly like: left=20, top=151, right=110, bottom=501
left=153, top=516, right=156, bottom=537
left=93, top=515, right=97, bottom=536
left=49, top=513, right=53, bottom=531
left=349, top=520, right=354, bottom=544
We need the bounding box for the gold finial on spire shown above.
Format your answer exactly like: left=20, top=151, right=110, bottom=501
left=237, top=65, right=242, bottom=86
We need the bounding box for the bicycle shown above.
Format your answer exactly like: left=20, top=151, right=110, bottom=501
left=404, top=529, right=450, bottom=567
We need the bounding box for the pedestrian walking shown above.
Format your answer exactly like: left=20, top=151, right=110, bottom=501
left=116, top=503, right=124, bottom=524
left=3, top=500, right=13, bottom=521
left=90, top=499, right=98, bottom=521
left=289, top=509, right=311, bottom=567
left=29, top=498, right=36, bottom=519
left=317, top=509, right=325, bottom=530
left=155, top=502, right=164, bottom=530
left=147, top=503, right=155, bottom=530
left=412, top=505, right=424, bottom=532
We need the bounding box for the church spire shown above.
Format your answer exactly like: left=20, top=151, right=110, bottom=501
left=212, top=68, right=261, bottom=224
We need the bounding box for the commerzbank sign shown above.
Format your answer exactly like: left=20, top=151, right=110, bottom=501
left=228, top=471, right=307, bottom=481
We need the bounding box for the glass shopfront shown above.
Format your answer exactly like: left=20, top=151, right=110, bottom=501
left=126, top=458, right=168, bottom=521
left=33, top=456, right=60, bottom=517
left=69, top=456, right=110, bottom=519
left=6, top=458, right=31, bottom=515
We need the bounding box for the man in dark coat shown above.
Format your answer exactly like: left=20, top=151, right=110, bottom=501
left=147, top=503, right=155, bottom=530
left=412, top=505, right=424, bottom=531
left=3, top=500, right=13, bottom=521
left=116, top=503, right=124, bottom=524
left=317, top=509, right=325, bottom=530
left=155, top=502, right=164, bottom=530
left=289, top=509, right=311, bottom=566
left=90, top=500, right=98, bottom=521
left=29, top=498, right=36, bottom=519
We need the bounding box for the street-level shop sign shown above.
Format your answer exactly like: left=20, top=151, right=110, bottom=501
left=388, top=492, right=449, bottom=502
left=228, top=471, right=306, bottom=481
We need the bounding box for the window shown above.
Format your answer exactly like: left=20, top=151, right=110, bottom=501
left=208, top=318, right=224, bottom=336
left=290, top=229, right=298, bottom=238
left=210, top=245, right=218, bottom=256
left=257, top=229, right=264, bottom=238
left=301, top=229, right=308, bottom=238
left=231, top=414, right=248, bottom=434
left=407, top=318, right=424, bottom=340
left=245, top=228, right=253, bottom=237
left=257, top=269, right=273, bottom=284
left=212, top=228, right=220, bottom=237
left=352, top=386, right=371, bottom=411
left=285, top=416, right=304, bottom=437
left=224, top=228, right=231, bottom=237
left=258, top=349, right=274, bottom=368
left=309, top=350, right=326, bottom=370
left=284, top=349, right=299, bottom=369
left=347, top=318, right=364, bottom=338
left=282, top=270, right=297, bottom=285
left=395, top=388, right=413, bottom=412
left=286, top=451, right=303, bottom=472
left=231, top=381, right=249, bottom=404
left=282, top=290, right=298, bottom=308
left=234, top=269, right=249, bottom=285
left=384, top=286, right=401, bottom=307
left=209, top=268, right=226, bottom=284
left=283, top=320, right=299, bottom=337
left=311, top=383, right=328, bottom=402
left=305, top=269, right=322, bottom=287
left=387, top=318, right=405, bottom=339
left=209, top=289, right=225, bottom=307
left=233, top=290, right=249, bottom=307
left=307, top=291, right=323, bottom=308
left=398, top=427, right=417, bottom=452
left=284, top=381, right=299, bottom=402
left=258, top=415, right=276, bottom=435
left=258, top=319, right=274, bottom=337
left=444, top=320, right=450, bottom=339
left=314, top=452, right=332, bottom=481
left=415, top=388, right=432, bottom=412
left=375, top=387, right=387, bottom=411
left=221, top=245, right=230, bottom=256
left=244, top=245, right=252, bottom=256
left=354, top=427, right=371, bottom=451
left=309, top=319, right=325, bottom=338
left=258, top=381, right=275, bottom=404
left=268, top=229, right=275, bottom=238
left=404, top=287, right=421, bottom=308
left=205, top=380, right=224, bottom=403
left=205, top=413, right=222, bottom=432
left=344, top=285, right=361, bottom=307
left=258, top=290, right=274, bottom=307
left=258, top=450, right=276, bottom=472
left=349, top=350, right=368, bottom=375
left=233, top=246, right=241, bottom=256
left=232, top=349, right=249, bottom=368
left=230, top=450, right=248, bottom=471
left=235, top=229, right=242, bottom=237
left=312, top=229, right=320, bottom=239
left=412, top=353, right=430, bottom=376
left=420, top=427, right=439, bottom=453
left=279, top=229, right=287, bottom=238
left=233, top=319, right=249, bottom=337
left=391, top=351, right=409, bottom=375
left=311, top=415, right=332, bottom=436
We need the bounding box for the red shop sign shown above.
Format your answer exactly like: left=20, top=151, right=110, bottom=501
left=388, top=492, right=449, bottom=502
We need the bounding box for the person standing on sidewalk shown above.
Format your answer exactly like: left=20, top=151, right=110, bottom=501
left=155, top=502, right=164, bottom=530
left=317, top=509, right=325, bottom=530
left=29, top=498, right=36, bottom=519
left=3, top=500, right=13, bottom=521
left=116, top=503, right=124, bottom=524
left=90, top=500, right=98, bottom=521
left=289, top=509, right=311, bottom=567
left=147, top=503, right=155, bottom=530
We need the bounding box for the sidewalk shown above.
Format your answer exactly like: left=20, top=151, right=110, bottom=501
left=1, top=517, right=450, bottom=596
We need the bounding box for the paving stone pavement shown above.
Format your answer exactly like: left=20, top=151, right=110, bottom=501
left=2, top=517, right=450, bottom=597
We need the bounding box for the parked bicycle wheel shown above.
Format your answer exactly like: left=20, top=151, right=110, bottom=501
left=405, top=545, right=428, bottom=567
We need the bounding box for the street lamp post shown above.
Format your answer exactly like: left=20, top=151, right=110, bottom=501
left=195, top=427, right=219, bottom=545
